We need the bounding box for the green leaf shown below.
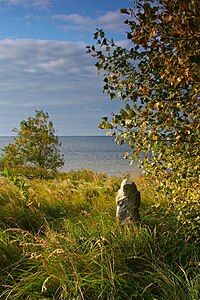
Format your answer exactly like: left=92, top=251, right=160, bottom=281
left=120, top=8, right=130, bottom=15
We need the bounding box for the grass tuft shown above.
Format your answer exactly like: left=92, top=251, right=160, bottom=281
left=0, top=170, right=199, bottom=299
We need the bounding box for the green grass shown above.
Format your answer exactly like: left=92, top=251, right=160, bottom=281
left=0, top=169, right=199, bottom=299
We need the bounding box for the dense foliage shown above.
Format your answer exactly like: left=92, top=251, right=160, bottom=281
left=87, top=0, right=200, bottom=240
left=1, top=111, right=64, bottom=171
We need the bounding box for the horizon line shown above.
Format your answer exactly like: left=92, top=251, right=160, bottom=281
left=0, top=135, right=112, bottom=137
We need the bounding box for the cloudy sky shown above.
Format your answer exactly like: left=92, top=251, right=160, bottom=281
left=0, top=0, right=132, bottom=136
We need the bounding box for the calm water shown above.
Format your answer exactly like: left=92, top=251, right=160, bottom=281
left=0, top=136, right=141, bottom=176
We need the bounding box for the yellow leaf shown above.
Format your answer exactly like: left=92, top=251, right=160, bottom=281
left=153, top=102, right=160, bottom=109
left=165, top=15, right=172, bottom=23
left=128, top=83, right=133, bottom=89
left=152, top=135, right=158, bottom=141
left=178, top=57, right=183, bottom=65
left=150, top=29, right=156, bottom=38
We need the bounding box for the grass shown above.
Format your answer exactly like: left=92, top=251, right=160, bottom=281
left=0, top=169, right=199, bottom=299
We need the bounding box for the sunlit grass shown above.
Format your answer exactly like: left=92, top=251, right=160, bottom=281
left=0, top=169, right=199, bottom=299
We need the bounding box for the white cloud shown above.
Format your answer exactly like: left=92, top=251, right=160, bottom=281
left=31, top=0, right=51, bottom=9
left=0, top=0, right=25, bottom=5
left=96, top=11, right=125, bottom=30
left=0, top=38, right=90, bottom=74
left=0, top=38, right=122, bottom=135
left=115, top=40, right=131, bottom=49
left=0, top=1, right=130, bottom=135
left=53, top=11, right=126, bottom=33
left=0, top=0, right=51, bottom=9
left=54, top=14, right=91, bottom=26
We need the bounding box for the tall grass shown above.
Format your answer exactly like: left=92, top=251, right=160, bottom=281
left=0, top=170, right=199, bottom=299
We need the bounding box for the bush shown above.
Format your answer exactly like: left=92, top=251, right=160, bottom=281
left=1, top=110, right=64, bottom=171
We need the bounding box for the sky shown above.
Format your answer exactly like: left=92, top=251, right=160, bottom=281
left=0, top=0, right=132, bottom=136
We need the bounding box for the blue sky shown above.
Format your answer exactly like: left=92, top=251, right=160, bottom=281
left=0, top=0, right=132, bottom=136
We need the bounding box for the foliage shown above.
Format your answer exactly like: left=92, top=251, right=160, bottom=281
left=1, top=110, right=64, bottom=171
left=2, top=167, right=30, bottom=202
left=0, top=171, right=199, bottom=299
left=87, top=0, right=200, bottom=240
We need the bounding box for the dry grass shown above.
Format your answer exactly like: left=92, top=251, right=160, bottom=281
left=0, top=169, right=199, bottom=299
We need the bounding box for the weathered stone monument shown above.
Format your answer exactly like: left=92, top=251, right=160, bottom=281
left=116, top=178, right=141, bottom=224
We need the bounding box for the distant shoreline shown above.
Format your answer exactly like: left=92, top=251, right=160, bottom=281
left=0, top=136, right=138, bottom=176
left=0, top=135, right=114, bottom=138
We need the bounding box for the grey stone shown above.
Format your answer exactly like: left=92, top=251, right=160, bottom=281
left=116, top=178, right=140, bottom=224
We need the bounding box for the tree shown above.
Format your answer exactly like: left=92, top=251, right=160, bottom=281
left=87, top=0, right=200, bottom=239
left=2, top=111, right=64, bottom=171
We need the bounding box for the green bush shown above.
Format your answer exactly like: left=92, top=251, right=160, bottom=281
left=1, top=110, right=64, bottom=171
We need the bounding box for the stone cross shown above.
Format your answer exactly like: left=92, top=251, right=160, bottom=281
left=116, top=178, right=141, bottom=224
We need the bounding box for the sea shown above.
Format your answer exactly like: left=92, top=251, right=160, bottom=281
left=0, top=136, right=141, bottom=176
